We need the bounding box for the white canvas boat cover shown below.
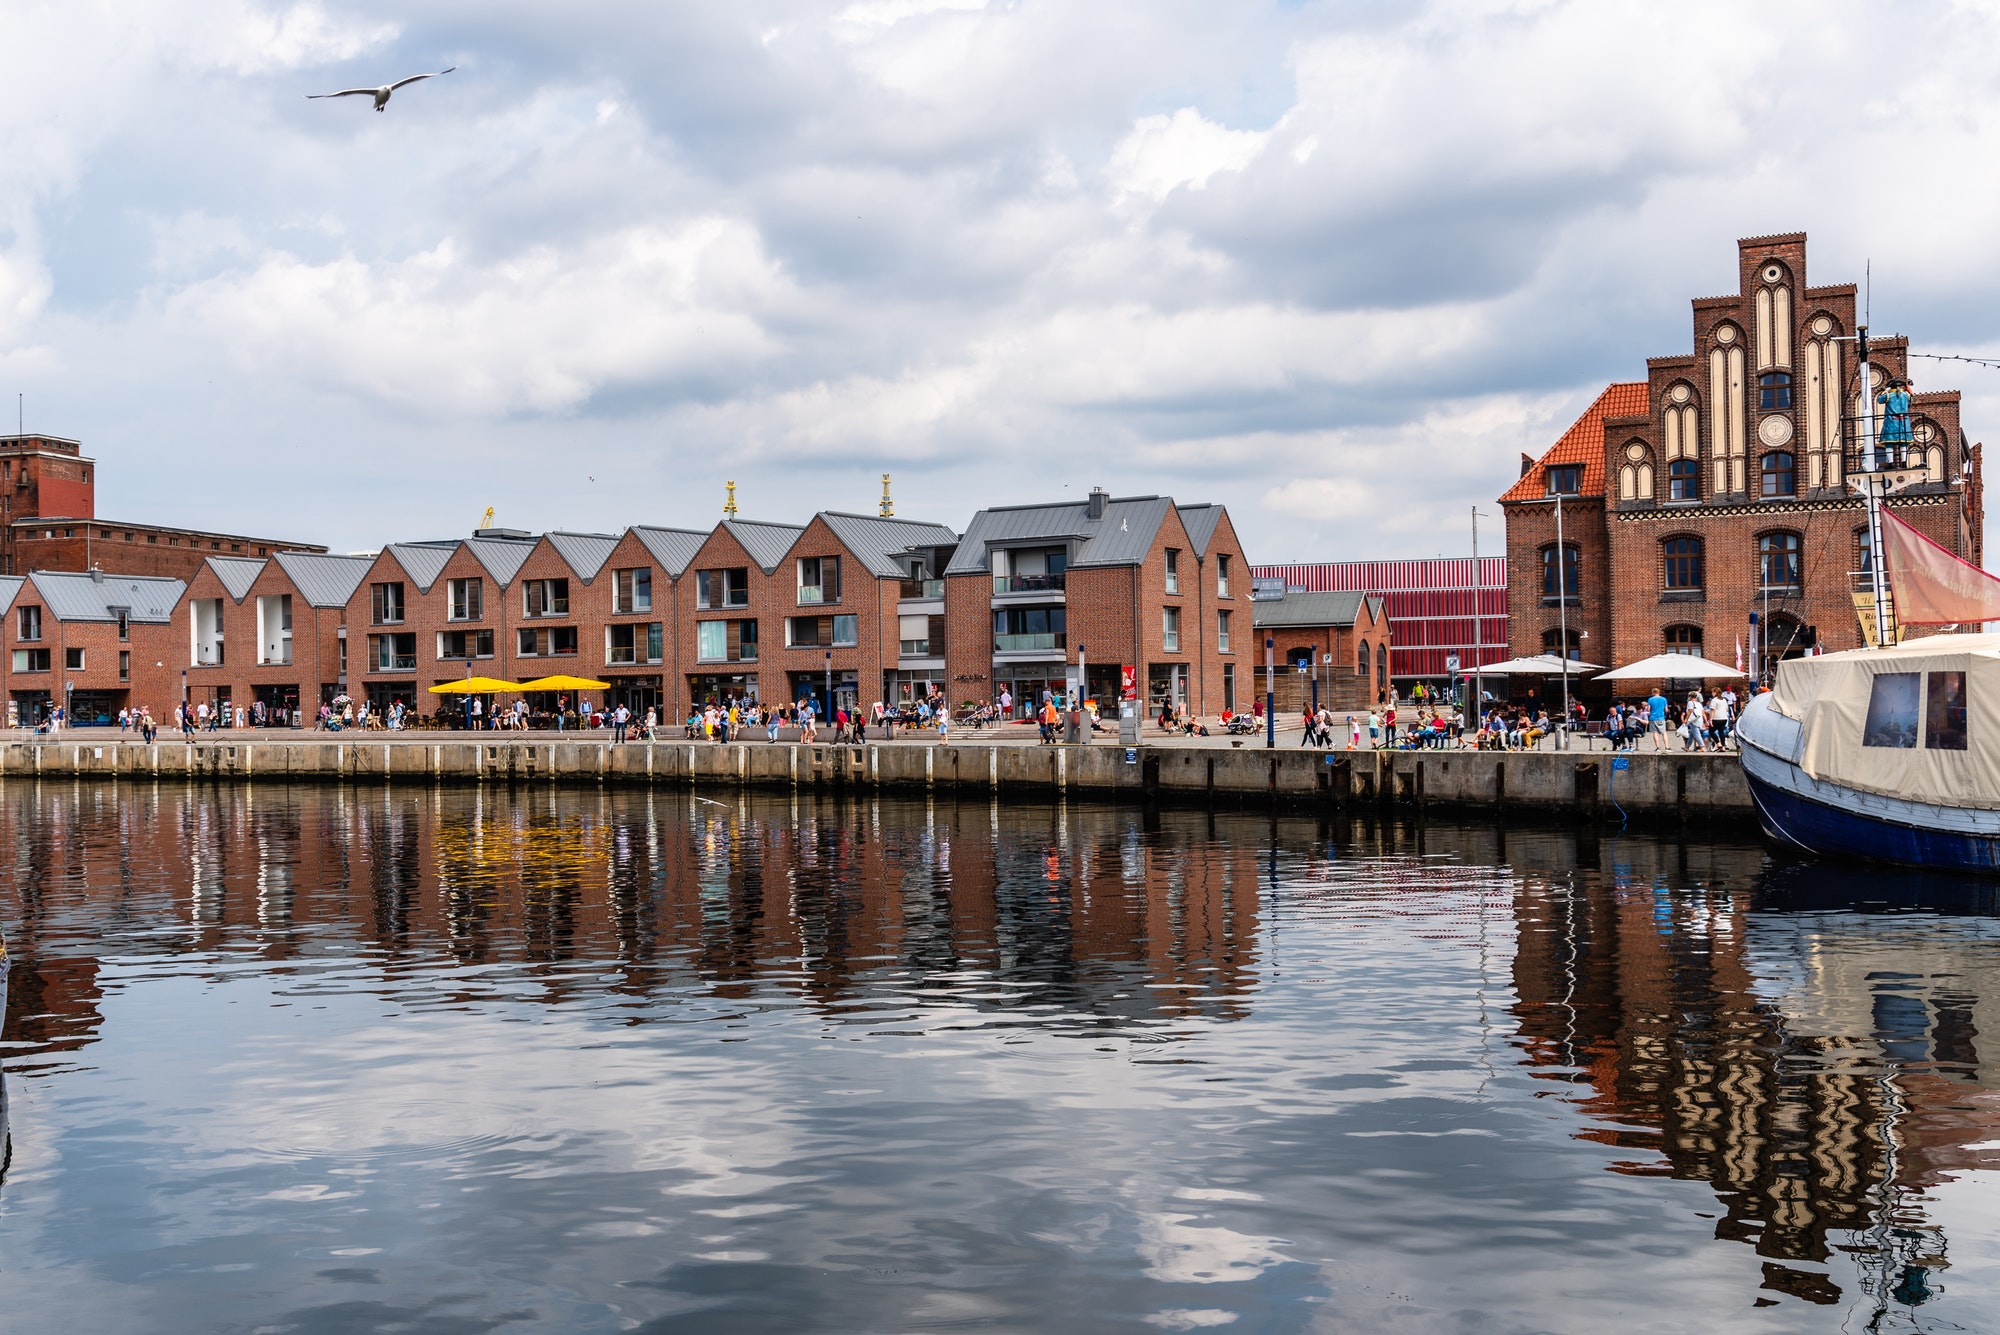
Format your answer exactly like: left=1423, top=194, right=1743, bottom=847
left=1882, top=508, right=2000, bottom=626
left=1768, top=632, right=2000, bottom=808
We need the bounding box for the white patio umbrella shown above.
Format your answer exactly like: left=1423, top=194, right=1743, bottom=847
left=1593, top=652, right=1745, bottom=681
left=1465, top=653, right=1607, bottom=675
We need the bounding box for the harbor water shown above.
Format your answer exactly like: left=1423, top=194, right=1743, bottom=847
left=0, top=783, right=1995, bottom=1333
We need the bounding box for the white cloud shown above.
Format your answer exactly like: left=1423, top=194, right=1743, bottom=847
left=1109, top=108, right=1270, bottom=206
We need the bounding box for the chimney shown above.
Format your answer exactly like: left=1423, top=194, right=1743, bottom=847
left=1087, top=486, right=1108, bottom=521
left=90, top=566, right=103, bottom=583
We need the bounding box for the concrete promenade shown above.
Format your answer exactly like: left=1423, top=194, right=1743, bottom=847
left=0, top=727, right=1753, bottom=824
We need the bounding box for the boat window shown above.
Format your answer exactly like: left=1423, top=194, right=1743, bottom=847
left=1862, top=673, right=1920, bottom=748
left=1926, top=671, right=1968, bottom=751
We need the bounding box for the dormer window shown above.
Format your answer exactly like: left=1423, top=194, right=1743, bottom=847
left=1546, top=465, right=1582, bottom=495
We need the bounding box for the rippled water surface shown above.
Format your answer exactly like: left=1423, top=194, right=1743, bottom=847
left=1, top=784, right=1998, bottom=1333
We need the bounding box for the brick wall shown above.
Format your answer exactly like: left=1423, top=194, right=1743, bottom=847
left=1504, top=497, right=1611, bottom=665
left=1, top=596, right=179, bottom=725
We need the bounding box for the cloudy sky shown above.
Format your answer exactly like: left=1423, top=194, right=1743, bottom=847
left=7, top=0, right=2000, bottom=560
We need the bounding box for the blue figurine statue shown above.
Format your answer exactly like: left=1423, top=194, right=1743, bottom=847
left=1877, top=379, right=1913, bottom=453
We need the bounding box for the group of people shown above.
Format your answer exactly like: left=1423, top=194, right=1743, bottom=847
left=1603, top=688, right=1740, bottom=752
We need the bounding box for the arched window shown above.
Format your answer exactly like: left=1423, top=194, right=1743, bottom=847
left=1357, top=639, right=1369, bottom=677
left=1758, top=371, right=1792, bottom=410
left=1618, top=442, right=1654, bottom=502
left=1540, top=543, right=1580, bottom=600
left=1760, top=451, right=1795, bottom=497
left=1761, top=614, right=1811, bottom=682
left=1758, top=531, right=1802, bottom=590
left=1664, top=624, right=1704, bottom=655
left=1376, top=643, right=1388, bottom=692
left=1662, top=536, right=1704, bottom=590
left=1668, top=457, right=1700, bottom=501
left=1541, top=628, right=1581, bottom=661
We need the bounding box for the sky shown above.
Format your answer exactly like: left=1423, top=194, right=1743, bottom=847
left=7, top=0, right=2000, bottom=561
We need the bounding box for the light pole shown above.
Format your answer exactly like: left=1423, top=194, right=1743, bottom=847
left=824, top=650, right=832, bottom=722
left=1555, top=488, right=1570, bottom=750
left=1471, top=505, right=1486, bottom=731
left=1265, top=636, right=1276, bottom=749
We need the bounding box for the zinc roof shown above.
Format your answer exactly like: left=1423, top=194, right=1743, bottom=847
left=272, top=551, right=375, bottom=608
left=545, top=531, right=621, bottom=583
left=945, top=495, right=1176, bottom=575
left=465, top=536, right=539, bottom=586
left=0, top=576, right=21, bottom=614
left=206, top=556, right=265, bottom=603
left=1177, top=504, right=1223, bottom=558
left=30, top=571, right=185, bottom=623
left=384, top=541, right=458, bottom=592
left=1499, top=382, right=1647, bottom=504
left=1251, top=590, right=1378, bottom=629
left=721, top=520, right=808, bottom=574
left=816, top=513, right=959, bottom=578
left=630, top=526, right=708, bottom=577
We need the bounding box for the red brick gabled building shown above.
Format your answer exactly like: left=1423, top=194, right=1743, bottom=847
left=180, top=552, right=374, bottom=721
left=1503, top=232, right=1986, bottom=694
left=2, top=570, right=185, bottom=726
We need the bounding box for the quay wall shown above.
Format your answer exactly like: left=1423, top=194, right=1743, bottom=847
left=0, top=739, right=1753, bottom=824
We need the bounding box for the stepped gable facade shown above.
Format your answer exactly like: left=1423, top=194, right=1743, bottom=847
left=1502, top=232, right=1986, bottom=691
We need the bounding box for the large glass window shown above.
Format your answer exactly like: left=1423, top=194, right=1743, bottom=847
left=438, top=629, right=494, bottom=659
left=448, top=577, right=482, bottom=621
left=1663, top=536, right=1704, bottom=590
left=1761, top=451, right=1795, bottom=497
left=1758, top=532, right=1802, bottom=589
left=1541, top=544, right=1580, bottom=599
left=613, top=568, right=651, bottom=614
left=993, top=607, right=1066, bottom=652
left=1668, top=458, right=1700, bottom=501
left=1758, top=371, right=1792, bottom=410
left=697, top=567, right=750, bottom=609
left=523, top=578, right=570, bottom=617
left=17, top=606, right=40, bottom=640
left=797, top=556, right=841, bottom=605
left=370, top=582, right=404, bottom=625
left=697, top=621, right=729, bottom=662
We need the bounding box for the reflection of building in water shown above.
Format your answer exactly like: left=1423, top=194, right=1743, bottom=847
left=0, top=785, right=1265, bottom=1069
left=1509, top=841, right=2000, bottom=1311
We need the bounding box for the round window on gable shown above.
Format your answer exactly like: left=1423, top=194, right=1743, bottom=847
left=1762, top=263, right=1784, bottom=284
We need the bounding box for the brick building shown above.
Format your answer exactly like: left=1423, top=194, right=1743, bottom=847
left=1, top=570, right=185, bottom=726
left=182, top=551, right=375, bottom=721
left=1503, top=232, right=1986, bottom=697
left=944, top=489, right=1249, bottom=719
left=2, top=433, right=324, bottom=579
left=1251, top=557, right=1507, bottom=689
left=1249, top=590, right=1392, bottom=714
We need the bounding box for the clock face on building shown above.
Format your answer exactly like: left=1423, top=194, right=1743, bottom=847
left=1758, top=414, right=1794, bottom=446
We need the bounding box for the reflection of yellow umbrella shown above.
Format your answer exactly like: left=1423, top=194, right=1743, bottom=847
left=428, top=677, right=520, bottom=694
left=516, top=674, right=610, bottom=692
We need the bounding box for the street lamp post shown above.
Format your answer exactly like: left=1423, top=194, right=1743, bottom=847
left=824, top=651, right=832, bottom=723
left=1265, top=636, right=1276, bottom=749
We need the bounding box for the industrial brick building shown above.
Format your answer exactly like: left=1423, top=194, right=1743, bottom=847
left=1251, top=557, right=1505, bottom=690
left=1503, top=232, right=1986, bottom=694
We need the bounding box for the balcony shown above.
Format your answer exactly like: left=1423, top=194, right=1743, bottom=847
left=994, top=632, right=1065, bottom=653
left=797, top=586, right=827, bottom=605
left=376, top=654, right=417, bottom=672
left=260, top=650, right=293, bottom=666
left=899, top=578, right=945, bottom=600
left=994, top=573, right=1065, bottom=595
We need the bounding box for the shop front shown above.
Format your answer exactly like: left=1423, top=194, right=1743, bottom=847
left=252, top=683, right=301, bottom=727
left=993, top=661, right=1066, bottom=717
left=789, top=669, right=856, bottom=721
left=364, top=681, right=416, bottom=713
left=687, top=672, right=758, bottom=709
left=6, top=691, right=48, bottom=728
left=1147, top=662, right=1189, bottom=718
left=605, top=674, right=664, bottom=719
left=67, top=690, right=125, bottom=727
left=885, top=669, right=944, bottom=706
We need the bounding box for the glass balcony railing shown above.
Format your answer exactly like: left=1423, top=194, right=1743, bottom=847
left=797, top=586, right=825, bottom=604
left=378, top=655, right=417, bottom=672
left=994, top=632, right=1064, bottom=652
left=993, top=573, right=1066, bottom=595
left=899, top=578, right=946, bottom=599
left=899, top=639, right=932, bottom=656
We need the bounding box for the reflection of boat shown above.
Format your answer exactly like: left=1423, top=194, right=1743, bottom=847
left=1737, top=636, right=2000, bottom=872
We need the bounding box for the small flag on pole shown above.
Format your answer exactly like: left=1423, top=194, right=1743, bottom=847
left=1735, top=636, right=1743, bottom=672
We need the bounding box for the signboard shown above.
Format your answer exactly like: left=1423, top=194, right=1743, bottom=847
left=1296, top=658, right=1310, bottom=674
left=1612, top=756, right=1630, bottom=772
left=1445, top=654, right=1461, bottom=674
left=1120, top=665, right=1138, bottom=701
left=1250, top=577, right=1288, bottom=602
left=1124, top=748, right=1138, bottom=765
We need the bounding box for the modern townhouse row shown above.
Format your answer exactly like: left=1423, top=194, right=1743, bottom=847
left=2, top=487, right=1391, bottom=728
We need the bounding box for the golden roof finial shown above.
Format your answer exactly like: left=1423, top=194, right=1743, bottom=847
left=723, top=480, right=738, bottom=519
left=879, top=473, right=894, bottom=518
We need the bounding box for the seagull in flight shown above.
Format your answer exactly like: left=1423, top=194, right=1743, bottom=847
left=309, top=67, right=456, bottom=112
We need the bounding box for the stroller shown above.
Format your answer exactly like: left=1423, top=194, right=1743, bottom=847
left=1224, top=713, right=1258, bottom=736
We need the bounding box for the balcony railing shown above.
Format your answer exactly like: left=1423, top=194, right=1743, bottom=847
left=899, top=639, right=932, bottom=656
left=994, top=632, right=1065, bottom=652
left=797, top=586, right=825, bottom=604
left=993, top=573, right=1065, bottom=594
left=260, top=650, right=293, bottom=666
left=607, top=647, right=636, bottom=665
left=377, top=654, right=417, bottom=672
left=899, top=578, right=945, bottom=599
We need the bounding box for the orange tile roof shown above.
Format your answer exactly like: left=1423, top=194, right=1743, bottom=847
left=1498, top=382, right=1648, bottom=504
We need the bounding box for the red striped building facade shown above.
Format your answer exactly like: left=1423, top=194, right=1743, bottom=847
left=1250, top=558, right=1508, bottom=685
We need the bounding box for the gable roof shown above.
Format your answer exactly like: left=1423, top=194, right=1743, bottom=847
left=545, top=531, right=621, bottom=583
left=464, top=536, right=538, bottom=586
left=206, top=556, right=265, bottom=602
left=630, top=525, right=708, bottom=577
left=1176, top=504, right=1223, bottom=558
left=31, top=571, right=185, bottom=623
left=945, top=495, right=1179, bottom=574
left=815, top=513, right=959, bottom=578
left=0, top=576, right=21, bottom=614
left=1500, top=382, right=1647, bottom=504
left=382, top=541, right=459, bottom=592
left=719, top=519, right=808, bottom=574
left=272, top=551, right=375, bottom=608
left=1251, top=590, right=1380, bottom=629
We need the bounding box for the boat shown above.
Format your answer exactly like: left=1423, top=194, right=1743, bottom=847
left=1736, top=324, right=2000, bottom=871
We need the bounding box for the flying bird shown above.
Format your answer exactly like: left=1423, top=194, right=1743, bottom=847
left=309, top=67, right=456, bottom=112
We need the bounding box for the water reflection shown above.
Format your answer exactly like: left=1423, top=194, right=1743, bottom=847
left=0, top=785, right=1994, bottom=1332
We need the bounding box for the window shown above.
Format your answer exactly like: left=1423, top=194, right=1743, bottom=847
left=992, top=607, right=1066, bottom=651
left=118, top=651, right=130, bottom=682
left=832, top=615, right=857, bottom=647
left=1164, top=549, right=1180, bottom=594
left=697, top=568, right=750, bottom=609
left=701, top=620, right=756, bottom=661
left=1540, top=543, right=1580, bottom=600
left=1761, top=451, right=1795, bottom=497
left=1547, top=464, right=1582, bottom=495
left=608, top=622, right=664, bottom=665
left=523, top=578, right=569, bottom=617
left=1863, top=673, right=1919, bottom=748
left=797, top=556, right=841, bottom=605
left=1223, top=663, right=1236, bottom=712
left=1855, top=526, right=1873, bottom=576
left=1927, top=671, right=1968, bottom=751
left=438, top=629, right=494, bottom=659
left=1217, top=609, right=1231, bottom=652
left=516, top=626, right=578, bottom=657
left=64, top=647, right=84, bottom=671
left=1357, top=639, right=1369, bottom=676
left=116, top=612, right=129, bottom=642
left=1163, top=605, right=1181, bottom=651
left=369, top=633, right=417, bottom=671
left=448, top=577, right=483, bottom=621
left=1758, top=371, right=1792, bottom=410
left=17, top=606, right=40, bottom=641
left=1376, top=643, right=1388, bottom=692
left=1758, top=532, right=1802, bottom=589
left=697, top=621, right=728, bottom=661
left=1662, top=536, right=1704, bottom=591
left=1541, top=628, right=1582, bottom=661
left=371, top=582, right=405, bottom=625
left=1217, top=553, right=1231, bottom=597
left=1664, top=625, right=1704, bottom=655
left=613, top=568, right=652, bottom=614
left=1668, top=458, right=1700, bottom=501
left=11, top=648, right=49, bottom=672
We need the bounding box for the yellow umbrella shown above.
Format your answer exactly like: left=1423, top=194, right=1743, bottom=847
left=428, top=677, right=520, bottom=694
left=515, top=674, right=610, bottom=692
